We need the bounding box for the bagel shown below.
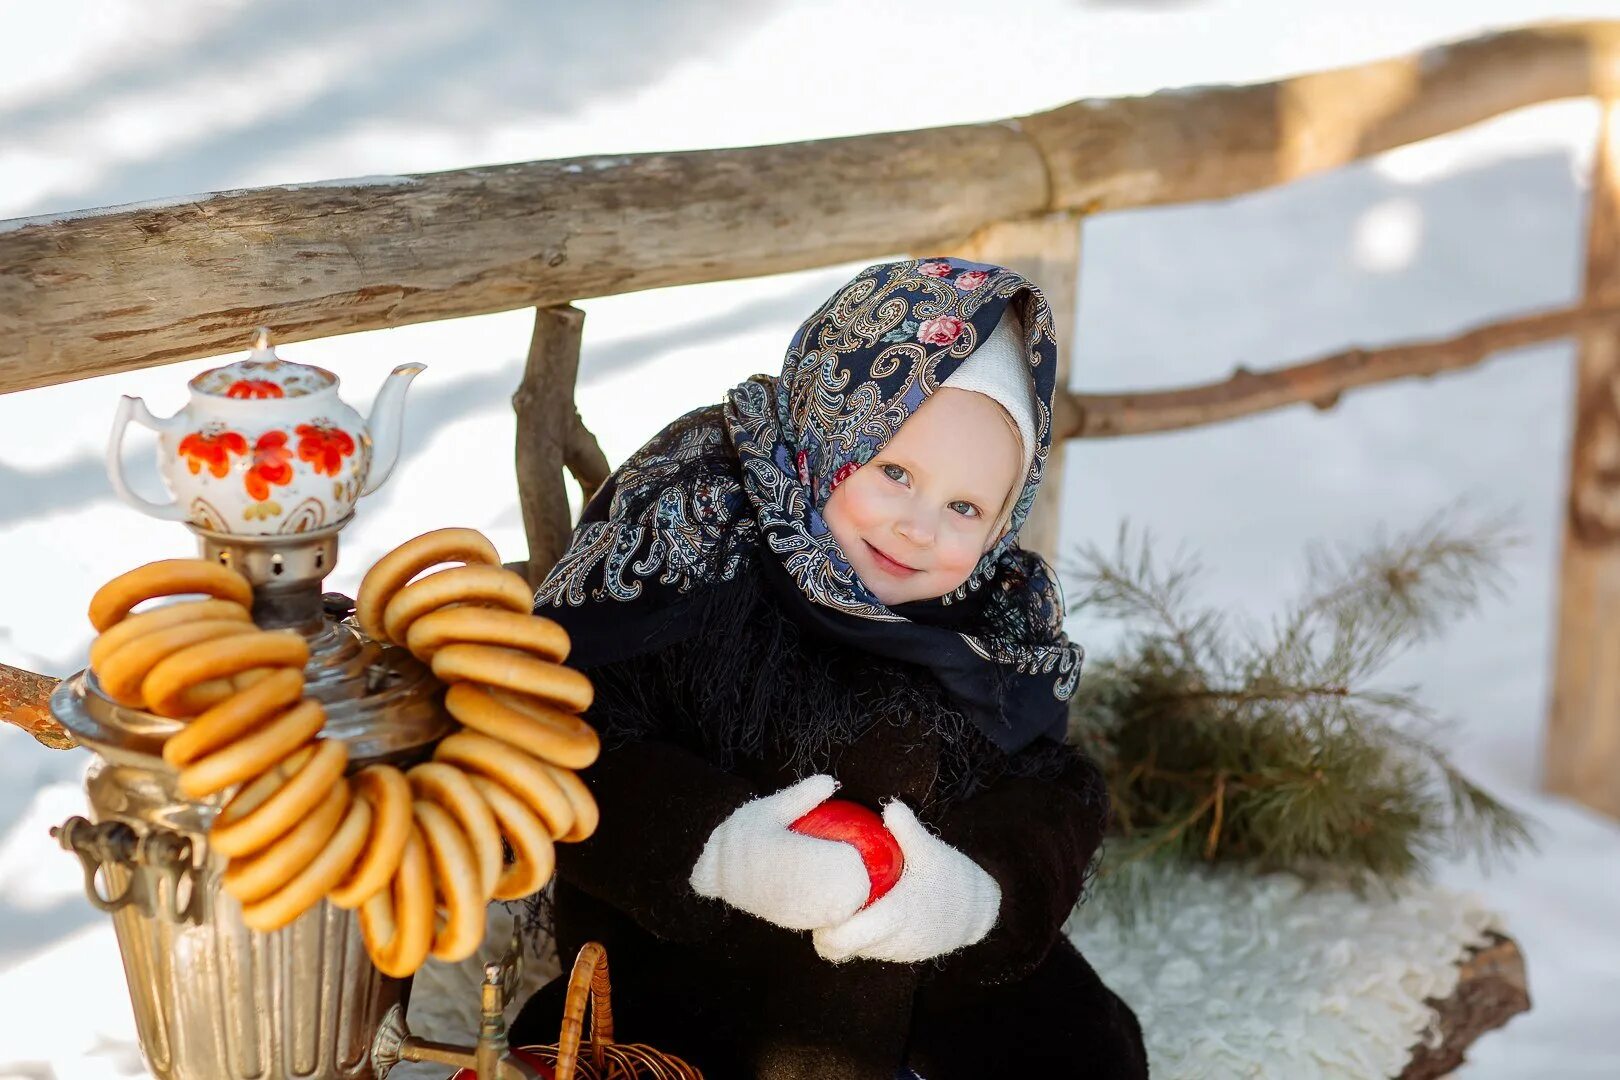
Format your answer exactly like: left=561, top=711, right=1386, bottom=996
left=404, top=606, right=569, bottom=664
left=89, top=598, right=250, bottom=670
left=380, top=565, right=533, bottom=646
left=89, top=559, right=253, bottom=633
left=209, top=739, right=349, bottom=858
left=443, top=683, right=599, bottom=770
left=212, top=744, right=317, bottom=828
left=468, top=775, right=556, bottom=901
left=429, top=643, right=593, bottom=714
left=221, top=781, right=350, bottom=905
left=328, top=765, right=413, bottom=910
left=163, top=667, right=305, bottom=768
left=240, top=794, right=372, bottom=933
left=94, top=619, right=260, bottom=708
left=359, top=824, right=433, bottom=978
left=433, top=731, right=576, bottom=840
left=412, top=799, right=486, bottom=964
left=176, top=697, right=326, bottom=799
left=355, top=528, right=501, bottom=644
left=168, top=666, right=278, bottom=716
left=142, top=630, right=309, bottom=718
left=406, top=762, right=502, bottom=901
left=544, top=762, right=599, bottom=844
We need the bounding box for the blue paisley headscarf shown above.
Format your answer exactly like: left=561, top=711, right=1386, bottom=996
left=535, top=257, right=1082, bottom=752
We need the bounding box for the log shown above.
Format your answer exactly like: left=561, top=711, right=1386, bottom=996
left=2, top=22, right=1615, bottom=394
left=1398, top=932, right=1530, bottom=1079
left=1062, top=299, right=1620, bottom=439
left=513, top=305, right=589, bottom=587
left=1545, top=97, right=1620, bottom=818
left=1022, top=23, right=1620, bottom=212
left=0, top=662, right=72, bottom=749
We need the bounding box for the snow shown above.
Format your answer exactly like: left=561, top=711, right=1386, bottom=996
left=3, top=1, right=1620, bottom=1076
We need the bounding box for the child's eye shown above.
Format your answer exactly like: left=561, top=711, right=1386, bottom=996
left=881, top=464, right=908, bottom=484
left=950, top=501, right=981, bottom=518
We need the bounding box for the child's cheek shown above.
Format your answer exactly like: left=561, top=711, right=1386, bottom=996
left=839, top=474, right=888, bottom=532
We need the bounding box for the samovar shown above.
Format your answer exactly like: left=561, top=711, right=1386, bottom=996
left=49, top=333, right=539, bottom=1080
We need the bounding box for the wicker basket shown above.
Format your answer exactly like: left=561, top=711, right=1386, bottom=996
left=516, top=942, right=703, bottom=1080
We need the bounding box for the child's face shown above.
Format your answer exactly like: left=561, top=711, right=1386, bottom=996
left=823, top=387, right=1023, bottom=606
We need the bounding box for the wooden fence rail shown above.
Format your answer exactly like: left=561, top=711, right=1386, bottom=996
left=1, top=21, right=1615, bottom=394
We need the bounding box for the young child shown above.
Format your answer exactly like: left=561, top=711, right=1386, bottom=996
left=512, top=258, right=1149, bottom=1079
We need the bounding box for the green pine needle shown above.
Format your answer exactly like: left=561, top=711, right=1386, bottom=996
left=1065, top=503, right=1535, bottom=889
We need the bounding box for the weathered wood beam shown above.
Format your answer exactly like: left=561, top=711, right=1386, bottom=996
left=2, top=21, right=1615, bottom=395
left=1023, top=22, right=1620, bottom=213
left=1061, top=299, right=1620, bottom=439
left=1545, top=98, right=1620, bottom=819
left=513, top=305, right=589, bottom=588
left=1399, top=933, right=1530, bottom=1079
left=0, top=127, right=1047, bottom=396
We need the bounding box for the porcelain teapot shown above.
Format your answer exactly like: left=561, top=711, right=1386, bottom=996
left=107, top=330, right=425, bottom=535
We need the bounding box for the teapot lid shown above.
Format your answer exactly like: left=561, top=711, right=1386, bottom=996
left=188, top=329, right=337, bottom=401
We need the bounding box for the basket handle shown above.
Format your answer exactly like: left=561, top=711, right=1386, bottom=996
left=554, top=942, right=614, bottom=1080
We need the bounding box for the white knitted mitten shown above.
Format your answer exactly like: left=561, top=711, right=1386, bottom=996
left=812, top=799, right=1000, bottom=964
left=689, top=774, right=871, bottom=931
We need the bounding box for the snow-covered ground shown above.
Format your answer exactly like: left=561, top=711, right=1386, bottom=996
left=3, top=1, right=1618, bottom=1076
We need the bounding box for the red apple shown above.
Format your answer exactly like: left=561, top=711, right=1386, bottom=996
left=450, top=1046, right=555, bottom=1080
left=788, top=797, right=905, bottom=906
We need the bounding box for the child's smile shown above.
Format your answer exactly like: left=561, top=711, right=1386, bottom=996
left=823, top=387, right=1022, bottom=606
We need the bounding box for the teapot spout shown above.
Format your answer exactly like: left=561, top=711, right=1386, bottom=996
left=360, top=363, right=426, bottom=497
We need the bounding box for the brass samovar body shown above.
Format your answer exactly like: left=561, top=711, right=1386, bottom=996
left=51, top=522, right=456, bottom=1080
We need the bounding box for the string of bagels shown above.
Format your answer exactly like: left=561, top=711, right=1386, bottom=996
left=84, top=527, right=599, bottom=977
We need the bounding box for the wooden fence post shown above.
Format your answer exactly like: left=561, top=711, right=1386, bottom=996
left=949, top=212, right=1084, bottom=562
left=512, top=305, right=611, bottom=588
left=1545, top=97, right=1620, bottom=817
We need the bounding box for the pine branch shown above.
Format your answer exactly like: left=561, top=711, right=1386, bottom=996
left=1067, top=511, right=1535, bottom=887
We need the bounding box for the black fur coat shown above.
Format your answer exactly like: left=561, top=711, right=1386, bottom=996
left=510, top=563, right=1150, bottom=1079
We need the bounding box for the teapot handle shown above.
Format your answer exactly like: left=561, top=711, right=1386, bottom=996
left=106, top=396, right=188, bottom=521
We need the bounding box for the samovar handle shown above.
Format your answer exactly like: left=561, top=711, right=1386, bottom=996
left=51, top=816, right=142, bottom=913
left=137, top=827, right=206, bottom=925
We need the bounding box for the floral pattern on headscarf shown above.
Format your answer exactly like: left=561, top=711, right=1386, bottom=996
left=535, top=258, right=1081, bottom=752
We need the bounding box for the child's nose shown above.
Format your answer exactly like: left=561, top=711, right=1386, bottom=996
left=894, top=511, right=934, bottom=546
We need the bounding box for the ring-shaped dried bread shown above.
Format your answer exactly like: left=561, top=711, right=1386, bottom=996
left=94, top=619, right=260, bottom=708
left=360, top=824, right=434, bottom=978
left=240, top=794, right=372, bottom=933
left=177, top=698, right=326, bottom=799
left=89, top=559, right=254, bottom=633
left=443, top=683, right=599, bottom=770
left=221, top=781, right=350, bottom=905
left=210, top=739, right=349, bottom=858
left=143, top=629, right=310, bottom=719
left=380, top=565, right=533, bottom=646
left=412, top=799, right=486, bottom=964
left=89, top=598, right=251, bottom=671
left=213, top=743, right=317, bottom=830
left=167, top=666, right=279, bottom=716
left=355, top=528, right=501, bottom=644
left=433, top=731, right=576, bottom=840
left=542, top=762, right=600, bottom=844
left=163, top=667, right=305, bottom=768
left=403, top=606, right=569, bottom=664
left=429, top=644, right=593, bottom=714
left=406, top=762, right=502, bottom=902
left=329, top=765, right=414, bottom=910
left=468, top=775, right=556, bottom=901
